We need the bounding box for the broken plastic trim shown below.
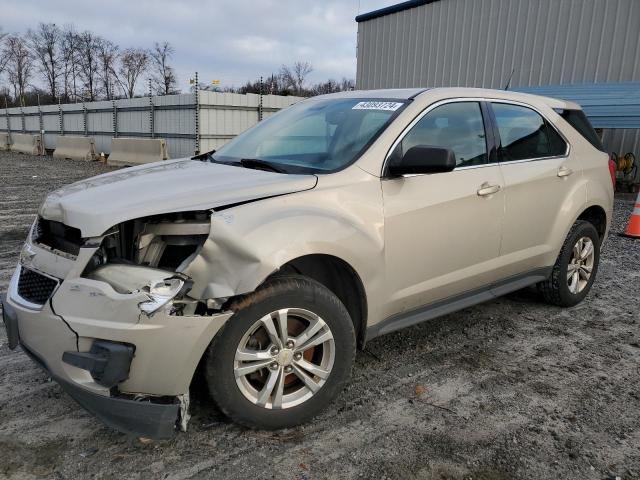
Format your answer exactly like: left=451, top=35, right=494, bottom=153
left=138, top=275, right=192, bottom=316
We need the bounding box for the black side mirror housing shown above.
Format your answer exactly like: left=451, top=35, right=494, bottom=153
left=387, top=145, right=457, bottom=176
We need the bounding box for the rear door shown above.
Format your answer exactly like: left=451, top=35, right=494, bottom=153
left=381, top=100, right=505, bottom=317
left=489, top=101, right=583, bottom=277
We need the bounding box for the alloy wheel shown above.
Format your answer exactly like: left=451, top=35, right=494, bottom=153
left=233, top=308, right=335, bottom=409
left=567, top=236, right=595, bottom=294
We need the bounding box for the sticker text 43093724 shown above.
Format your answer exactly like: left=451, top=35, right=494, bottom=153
left=352, top=101, right=404, bottom=111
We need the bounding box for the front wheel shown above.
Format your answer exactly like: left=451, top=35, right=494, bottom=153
left=539, top=220, right=600, bottom=307
left=205, top=275, right=356, bottom=429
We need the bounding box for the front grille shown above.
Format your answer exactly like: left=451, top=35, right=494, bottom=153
left=17, top=267, right=59, bottom=305
left=33, top=217, right=82, bottom=256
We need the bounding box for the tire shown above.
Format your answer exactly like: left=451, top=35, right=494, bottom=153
left=205, top=275, right=356, bottom=429
left=538, top=220, right=600, bottom=307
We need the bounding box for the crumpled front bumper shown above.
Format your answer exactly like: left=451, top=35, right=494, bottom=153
left=2, top=287, right=181, bottom=438
left=20, top=333, right=180, bottom=438
left=2, top=249, right=232, bottom=438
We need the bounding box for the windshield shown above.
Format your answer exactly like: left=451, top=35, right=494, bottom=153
left=211, top=98, right=407, bottom=173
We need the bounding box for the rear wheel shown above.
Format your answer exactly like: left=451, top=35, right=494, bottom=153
left=205, top=275, right=356, bottom=429
left=539, top=220, right=600, bottom=307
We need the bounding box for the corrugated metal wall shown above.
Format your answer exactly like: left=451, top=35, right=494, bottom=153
left=514, top=82, right=640, bottom=129
left=0, top=92, right=303, bottom=159
left=602, top=129, right=640, bottom=157
left=356, top=0, right=640, bottom=90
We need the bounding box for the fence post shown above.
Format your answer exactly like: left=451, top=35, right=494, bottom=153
left=258, top=76, right=264, bottom=121
left=5, top=97, right=11, bottom=143
left=21, top=106, right=25, bottom=133
left=149, top=78, right=155, bottom=139
left=83, top=102, right=88, bottom=136
left=38, top=103, right=43, bottom=133
left=112, top=100, right=118, bottom=138
left=58, top=97, right=64, bottom=135
left=194, top=71, right=200, bottom=155
left=38, top=97, right=44, bottom=156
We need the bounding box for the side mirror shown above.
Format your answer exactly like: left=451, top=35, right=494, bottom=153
left=387, top=145, right=456, bottom=176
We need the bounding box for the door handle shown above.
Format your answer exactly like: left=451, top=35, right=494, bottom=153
left=557, top=166, right=574, bottom=177
left=477, top=183, right=501, bottom=197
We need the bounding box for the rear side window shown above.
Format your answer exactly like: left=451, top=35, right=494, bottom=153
left=555, top=109, right=605, bottom=152
left=492, top=103, right=567, bottom=161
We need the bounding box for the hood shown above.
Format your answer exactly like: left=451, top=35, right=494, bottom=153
left=39, top=158, right=318, bottom=237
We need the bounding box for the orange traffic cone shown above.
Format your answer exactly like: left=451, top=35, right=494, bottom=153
left=621, top=192, right=640, bottom=239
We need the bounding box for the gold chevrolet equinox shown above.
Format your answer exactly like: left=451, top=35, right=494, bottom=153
left=2, top=88, right=614, bottom=437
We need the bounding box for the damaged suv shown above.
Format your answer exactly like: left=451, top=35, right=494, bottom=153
left=2, top=88, right=613, bottom=438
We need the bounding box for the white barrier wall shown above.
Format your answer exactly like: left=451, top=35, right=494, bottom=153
left=0, top=132, right=9, bottom=150
left=107, top=138, right=169, bottom=167
left=0, top=92, right=303, bottom=159
left=11, top=133, right=43, bottom=155
left=53, top=135, right=97, bottom=161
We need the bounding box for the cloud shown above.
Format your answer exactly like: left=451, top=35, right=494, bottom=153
left=1, top=0, right=392, bottom=91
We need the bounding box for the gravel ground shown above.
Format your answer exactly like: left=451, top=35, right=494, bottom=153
left=0, top=150, right=638, bottom=480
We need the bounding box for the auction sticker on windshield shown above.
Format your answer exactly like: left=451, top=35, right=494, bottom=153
left=352, top=101, right=404, bottom=111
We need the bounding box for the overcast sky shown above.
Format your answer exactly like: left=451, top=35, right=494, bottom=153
left=2, top=0, right=392, bottom=92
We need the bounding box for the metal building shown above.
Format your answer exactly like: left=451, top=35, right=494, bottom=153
left=356, top=0, right=640, bottom=90
left=355, top=0, right=640, bottom=166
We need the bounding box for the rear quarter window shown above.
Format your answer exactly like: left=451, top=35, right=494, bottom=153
left=555, top=109, right=605, bottom=152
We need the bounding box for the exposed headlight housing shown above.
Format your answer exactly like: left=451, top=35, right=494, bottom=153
left=138, top=277, right=187, bottom=315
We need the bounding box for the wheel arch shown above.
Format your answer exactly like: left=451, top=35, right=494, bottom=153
left=270, top=254, right=369, bottom=350
left=576, top=204, right=607, bottom=240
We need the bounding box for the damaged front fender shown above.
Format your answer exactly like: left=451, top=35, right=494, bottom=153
left=182, top=171, right=385, bottom=308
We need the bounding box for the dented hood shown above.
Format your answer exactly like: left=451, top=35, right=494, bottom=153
left=39, top=158, right=317, bottom=237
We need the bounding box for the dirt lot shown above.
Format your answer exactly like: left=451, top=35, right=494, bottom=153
left=0, top=150, right=638, bottom=480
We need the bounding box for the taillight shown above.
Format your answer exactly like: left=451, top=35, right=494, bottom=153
left=608, top=159, right=616, bottom=188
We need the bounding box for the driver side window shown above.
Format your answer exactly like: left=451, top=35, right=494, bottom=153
left=393, top=102, right=488, bottom=168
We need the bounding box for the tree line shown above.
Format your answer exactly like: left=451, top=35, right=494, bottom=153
left=190, top=61, right=354, bottom=98
left=0, top=24, right=356, bottom=108
left=0, top=23, right=178, bottom=107
left=231, top=61, right=355, bottom=97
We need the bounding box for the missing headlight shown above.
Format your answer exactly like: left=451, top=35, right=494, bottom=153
left=84, top=212, right=210, bottom=276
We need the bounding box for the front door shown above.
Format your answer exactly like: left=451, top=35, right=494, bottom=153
left=382, top=101, right=505, bottom=318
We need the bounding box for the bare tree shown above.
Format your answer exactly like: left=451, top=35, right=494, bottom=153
left=27, top=23, right=62, bottom=102
left=96, top=38, right=118, bottom=100
left=60, top=25, right=80, bottom=102
left=116, top=48, right=149, bottom=98
left=75, top=30, right=100, bottom=101
left=150, top=41, right=177, bottom=95
left=0, top=27, right=9, bottom=78
left=280, top=61, right=313, bottom=95
left=339, top=77, right=355, bottom=91
left=3, top=35, right=33, bottom=106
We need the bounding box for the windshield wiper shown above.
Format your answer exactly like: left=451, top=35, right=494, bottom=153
left=191, top=149, right=216, bottom=162
left=239, top=158, right=287, bottom=174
